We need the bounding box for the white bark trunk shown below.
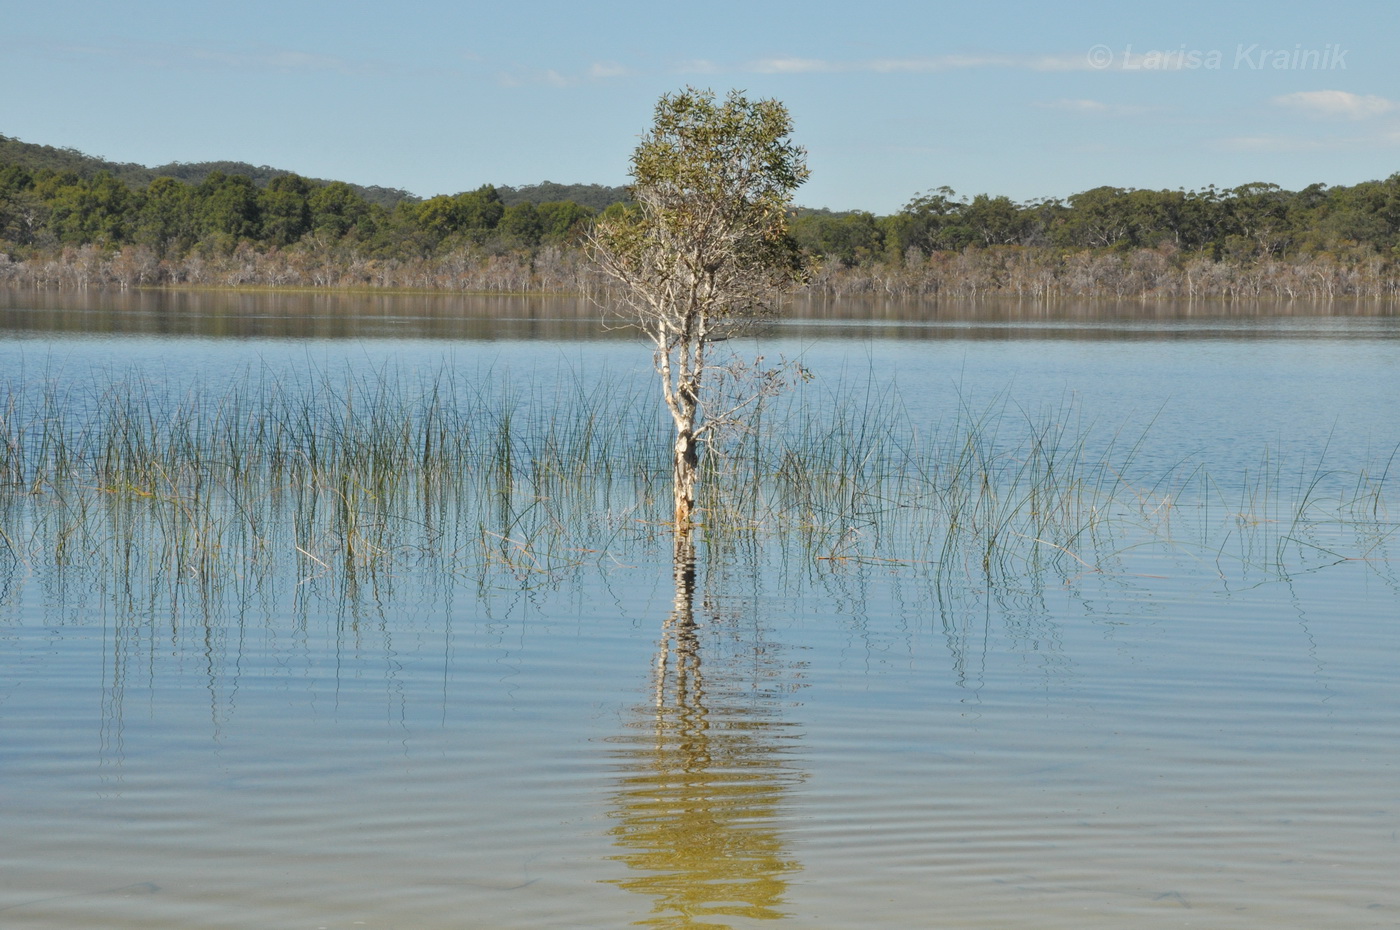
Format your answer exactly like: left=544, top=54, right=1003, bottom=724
left=673, top=425, right=698, bottom=526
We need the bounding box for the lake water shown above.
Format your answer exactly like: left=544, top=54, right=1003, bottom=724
left=1, top=291, right=1398, bottom=929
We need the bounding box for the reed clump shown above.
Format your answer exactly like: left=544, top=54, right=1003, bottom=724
left=1, top=366, right=1393, bottom=596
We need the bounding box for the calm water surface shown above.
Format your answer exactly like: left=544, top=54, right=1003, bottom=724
left=1, top=292, right=1398, bottom=929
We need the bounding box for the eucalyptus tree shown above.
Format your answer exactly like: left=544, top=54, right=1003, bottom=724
left=590, top=88, right=809, bottom=527
left=195, top=172, right=261, bottom=245
left=135, top=176, right=197, bottom=256
left=891, top=186, right=967, bottom=254
left=259, top=173, right=313, bottom=247
left=536, top=200, right=595, bottom=245
left=308, top=181, right=377, bottom=241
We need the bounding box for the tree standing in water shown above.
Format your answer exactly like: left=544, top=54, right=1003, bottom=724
left=590, top=87, right=809, bottom=527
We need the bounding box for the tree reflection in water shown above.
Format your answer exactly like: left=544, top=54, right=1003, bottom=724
left=604, top=531, right=805, bottom=927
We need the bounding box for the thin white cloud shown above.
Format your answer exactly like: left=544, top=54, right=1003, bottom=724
left=587, top=61, right=629, bottom=79
left=1219, top=135, right=1340, bottom=153
left=675, top=58, right=720, bottom=74
left=196, top=48, right=374, bottom=74
left=1218, top=131, right=1400, bottom=153
left=1024, top=53, right=1107, bottom=72
left=1036, top=98, right=1152, bottom=117
left=49, top=39, right=385, bottom=76
left=751, top=57, right=833, bottom=74
left=737, top=52, right=1100, bottom=76
left=497, top=61, right=633, bottom=88
left=1273, top=90, right=1396, bottom=120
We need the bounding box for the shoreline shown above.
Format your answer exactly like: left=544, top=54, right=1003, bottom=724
left=4, top=243, right=1400, bottom=301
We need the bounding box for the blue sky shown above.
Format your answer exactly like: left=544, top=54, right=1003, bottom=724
left=3, top=0, right=1397, bottom=213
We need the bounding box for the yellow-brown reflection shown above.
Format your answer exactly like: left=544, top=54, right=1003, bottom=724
left=604, top=531, right=804, bottom=927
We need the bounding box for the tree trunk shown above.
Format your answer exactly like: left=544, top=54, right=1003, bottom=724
left=673, top=426, right=699, bottom=526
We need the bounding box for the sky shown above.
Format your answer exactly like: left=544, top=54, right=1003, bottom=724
left=3, top=0, right=1398, bottom=213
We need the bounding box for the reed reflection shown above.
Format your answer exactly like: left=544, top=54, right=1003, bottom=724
left=604, top=532, right=805, bottom=927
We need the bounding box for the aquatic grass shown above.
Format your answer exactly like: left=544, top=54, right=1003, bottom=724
left=1, top=363, right=1395, bottom=602
left=726, top=381, right=1133, bottom=580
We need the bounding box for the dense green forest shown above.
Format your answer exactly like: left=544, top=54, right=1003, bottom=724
left=0, top=134, right=416, bottom=208
left=2, top=132, right=1398, bottom=297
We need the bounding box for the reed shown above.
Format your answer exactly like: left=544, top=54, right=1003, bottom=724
left=1, top=365, right=1394, bottom=599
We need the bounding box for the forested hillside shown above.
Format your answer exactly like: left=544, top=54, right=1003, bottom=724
left=0, top=134, right=414, bottom=208
left=495, top=181, right=630, bottom=211
left=2, top=132, right=1398, bottom=298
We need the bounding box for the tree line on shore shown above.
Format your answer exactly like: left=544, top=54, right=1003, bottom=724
left=2, top=133, right=1398, bottom=298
